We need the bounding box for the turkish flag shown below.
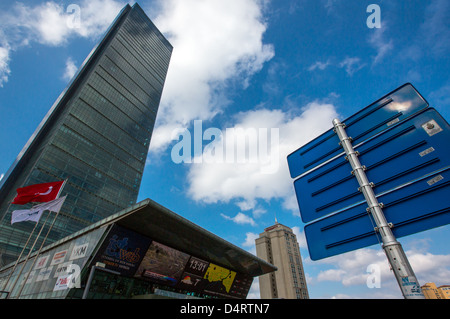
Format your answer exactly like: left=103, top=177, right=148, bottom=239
left=12, top=181, right=65, bottom=205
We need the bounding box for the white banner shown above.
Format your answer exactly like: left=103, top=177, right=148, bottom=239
left=11, top=196, right=67, bottom=225
left=11, top=208, right=44, bottom=224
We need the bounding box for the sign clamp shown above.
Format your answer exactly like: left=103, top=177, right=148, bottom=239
left=332, top=118, right=425, bottom=299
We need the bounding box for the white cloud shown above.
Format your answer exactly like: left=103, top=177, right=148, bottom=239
left=186, top=102, right=339, bottom=212
left=2, top=0, right=124, bottom=46
left=7, top=2, right=70, bottom=46
left=0, top=0, right=125, bottom=85
left=235, top=200, right=267, bottom=218
left=317, top=268, right=346, bottom=282
left=242, top=231, right=259, bottom=256
left=74, top=0, right=128, bottom=39
left=308, top=60, right=331, bottom=71
left=308, top=57, right=367, bottom=76
left=63, top=57, right=78, bottom=81
left=149, top=0, right=275, bottom=152
left=313, top=248, right=392, bottom=287
left=236, top=200, right=257, bottom=212
left=0, top=45, right=11, bottom=87
left=221, top=212, right=256, bottom=226
left=242, top=232, right=259, bottom=248
left=368, top=26, right=394, bottom=65
left=339, top=57, right=366, bottom=76
left=407, top=250, right=450, bottom=285
left=308, top=244, right=450, bottom=298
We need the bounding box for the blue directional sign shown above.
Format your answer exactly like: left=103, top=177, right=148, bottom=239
left=287, top=83, right=429, bottom=180
left=302, top=107, right=450, bottom=260
left=295, top=107, right=450, bottom=223
left=305, top=167, right=450, bottom=260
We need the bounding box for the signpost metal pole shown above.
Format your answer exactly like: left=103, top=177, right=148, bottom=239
left=332, top=118, right=424, bottom=299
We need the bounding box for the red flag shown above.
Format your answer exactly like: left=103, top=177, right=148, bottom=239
left=12, top=181, right=65, bottom=205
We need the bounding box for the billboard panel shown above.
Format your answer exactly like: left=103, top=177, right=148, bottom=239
left=176, top=257, right=253, bottom=298
left=176, top=256, right=210, bottom=293
left=135, top=241, right=190, bottom=286
left=203, top=263, right=237, bottom=297
left=90, top=225, right=253, bottom=298
left=91, top=224, right=151, bottom=276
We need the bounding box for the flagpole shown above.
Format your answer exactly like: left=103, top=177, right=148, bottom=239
left=2, top=179, right=68, bottom=293
left=13, top=179, right=68, bottom=299
left=7, top=209, right=53, bottom=298
left=16, top=202, right=63, bottom=298
left=1, top=221, right=39, bottom=292
left=0, top=179, right=67, bottom=254
left=56, top=179, right=68, bottom=199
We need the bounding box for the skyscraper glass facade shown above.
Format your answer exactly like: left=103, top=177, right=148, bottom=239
left=0, top=4, right=172, bottom=266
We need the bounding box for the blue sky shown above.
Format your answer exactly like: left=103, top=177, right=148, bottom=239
left=0, top=0, right=449, bottom=299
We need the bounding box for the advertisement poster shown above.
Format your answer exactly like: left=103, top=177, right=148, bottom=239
left=50, top=250, right=68, bottom=266
left=135, top=241, right=190, bottom=286
left=36, top=267, right=53, bottom=282
left=69, top=243, right=89, bottom=260
left=202, top=263, right=237, bottom=296
left=34, top=255, right=50, bottom=270
left=88, top=224, right=251, bottom=298
left=176, top=257, right=243, bottom=298
left=54, top=261, right=72, bottom=278
left=91, top=225, right=152, bottom=276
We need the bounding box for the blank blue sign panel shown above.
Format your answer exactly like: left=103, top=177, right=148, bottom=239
left=303, top=108, right=450, bottom=260
left=295, top=108, right=450, bottom=223
left=305, top=167, right=450, bottom=260
left=287, top=83, right=429, bottom=180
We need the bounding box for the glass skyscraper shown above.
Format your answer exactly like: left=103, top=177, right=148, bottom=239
left=0, top=3, right=172, bottom=266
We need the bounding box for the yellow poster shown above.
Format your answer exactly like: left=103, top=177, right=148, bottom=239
left=203, top=263, right=236, bottom=293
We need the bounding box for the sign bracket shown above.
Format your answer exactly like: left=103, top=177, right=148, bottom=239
left=332, top=118, right=425, bottom=299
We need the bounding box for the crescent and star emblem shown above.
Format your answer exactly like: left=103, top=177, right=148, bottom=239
left=34, top=186, right=53, bottom=196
